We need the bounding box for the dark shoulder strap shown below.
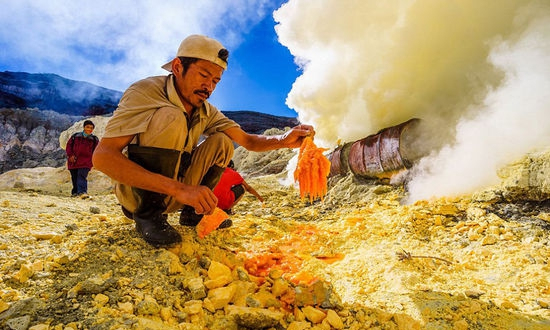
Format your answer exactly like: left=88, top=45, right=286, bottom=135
left=68, top=133, right=78, bottom=150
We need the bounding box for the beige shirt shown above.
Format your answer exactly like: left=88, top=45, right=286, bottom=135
left=104, top=75, right=240, bottom=213
left=103, top=75, right=239, bottom=153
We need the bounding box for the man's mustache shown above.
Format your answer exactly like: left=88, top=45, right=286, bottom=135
left=194, top=90, right=210, bottom=98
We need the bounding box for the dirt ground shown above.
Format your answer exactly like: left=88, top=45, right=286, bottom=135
left=0, top=158, right=549, bottom=329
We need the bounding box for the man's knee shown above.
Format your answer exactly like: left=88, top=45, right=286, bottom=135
left=200, top=133, right=234, bottom=165
left=204, top=132, right=233, bottom=150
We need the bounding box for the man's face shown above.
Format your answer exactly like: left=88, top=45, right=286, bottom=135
left=83, top=125, right=94, bottom=135
left=174, top=59, right=224, bottom=111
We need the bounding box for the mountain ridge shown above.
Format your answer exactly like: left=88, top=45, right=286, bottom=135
left=0, top=71, right=122, bottom=116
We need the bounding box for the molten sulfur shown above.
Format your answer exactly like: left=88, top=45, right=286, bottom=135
left=196, top=208, right=229, bottom=238
left=294, top=137, right=331, bottom=202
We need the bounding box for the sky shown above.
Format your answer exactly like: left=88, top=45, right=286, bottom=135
left=0, top=0, right=299, bottom=117
left=2, top=0, right=550, bottom=202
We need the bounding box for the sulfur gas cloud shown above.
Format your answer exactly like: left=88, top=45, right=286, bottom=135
left=274, top=0, right=550, bottom=202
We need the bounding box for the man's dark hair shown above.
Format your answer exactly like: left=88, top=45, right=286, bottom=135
left=178, top=57, right=199, bottom=74
left=83, top=120, right=95, bottom=128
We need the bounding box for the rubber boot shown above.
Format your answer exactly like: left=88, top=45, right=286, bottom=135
left=128, top=145, right=182, bottom=247
left=133, top=188, right=181, bottom=247
left=180, top=165, right=231, bottom=229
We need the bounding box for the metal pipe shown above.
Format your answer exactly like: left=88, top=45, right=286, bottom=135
left=328, top=118, right=423, bottom=180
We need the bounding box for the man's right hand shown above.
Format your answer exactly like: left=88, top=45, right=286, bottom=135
left=175, top=184, right=218, bottom=215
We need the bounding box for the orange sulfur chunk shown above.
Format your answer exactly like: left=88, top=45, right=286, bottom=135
left=196, top=208, right=229, bottom=238
left=294, top=137, right=331, bottom=202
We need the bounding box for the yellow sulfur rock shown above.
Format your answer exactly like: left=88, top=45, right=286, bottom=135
left=469, top=301, right=482, bottom=313
left=202, top=297, right=216, bottom=313
left=54, top=255, right=70, bottom=265
left=500, top=300, right=518, bottom=310
left=67, top=282, right=83, bottom=298
left=208, top=260, right=232, bottom=279
left=481, top=235, right=498, bottom=246
left=118, top=302, right=134, bottom=314
left=15, top=264, right=34, bottom=283
left=454, top=319, right=469, bottom=330
left=204, top=276, right=232, bottom=289
left=205, top=260, right=233, bottom=289
left=30, top=260, right=44, bottom=272
left=0, top=300, right=9, bottom=313
left=286, top=321, right=311, bottom=330
left=160, top=306, right=172, bottom=321
left=184, top=300, right=203, bottom=314
left=207, top=285, right=236, bottom=310
left=94, top=293, right=109, bottom=307
left=466, top=207, right=486, bottom=220
left=433, top=204, right=459, bottom=215
left=32, top=232, right=57, bottom=240
left=168, top=257, right=185, bottom=274
left=302, top=306, right=326, bottom=324
left=394, top=313, right=421, bottom=329
left=467, top=230, right=481, bottom=241
left=502, top=232, right=515, bottom=240
left=49, top=235, right=63, bottom=244
left=325, top=309, right=344, bottom=329
left=94, top=214, right=108, bottom=221
left=271, top=278, right=290, bottom=297
left=294, top=306, right=305, bottom=322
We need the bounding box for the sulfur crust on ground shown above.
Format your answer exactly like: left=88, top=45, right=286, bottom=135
left=0, top=150, right=549, bottom=329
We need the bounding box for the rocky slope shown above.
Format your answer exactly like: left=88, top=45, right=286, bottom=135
left=0, top=145, right=549, bottom=329
left=0, top=108, right=83, bottom=172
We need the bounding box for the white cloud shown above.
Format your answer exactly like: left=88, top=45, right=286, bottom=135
left=0, top=0, right=274, bottom=91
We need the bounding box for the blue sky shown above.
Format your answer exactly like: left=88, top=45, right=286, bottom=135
left=209, top=8, right=300, bottom=117
left=0, top=0, right=299, bottom=117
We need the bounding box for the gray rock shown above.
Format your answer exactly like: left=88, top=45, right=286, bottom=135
left=228, top=306, right=284, bottom=328
left=0, top=297, right=43, bottom=321
left=5, top=315, right=31, bottom=330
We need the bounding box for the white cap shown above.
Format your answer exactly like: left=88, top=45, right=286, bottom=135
left=161, top=34, right=228, bottom=71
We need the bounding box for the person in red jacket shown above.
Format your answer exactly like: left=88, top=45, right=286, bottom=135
left=213, top=160, right=264, bottom=214
left=66, top=120, right=99, bottom=198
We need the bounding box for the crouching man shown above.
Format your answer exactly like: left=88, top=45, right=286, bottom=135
left=92, top=34, right=314, bottom=247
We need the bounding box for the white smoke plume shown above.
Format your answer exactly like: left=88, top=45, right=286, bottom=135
left=274, top=0, right=550, bottom=201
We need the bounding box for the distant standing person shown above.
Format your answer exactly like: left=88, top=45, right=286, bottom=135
left=213, top=160, right=264, bottom=215
left=66, top=120, right=98, bottom=198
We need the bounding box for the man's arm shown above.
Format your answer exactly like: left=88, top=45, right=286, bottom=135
left=223, top=124, right=314, bottom=152
left=92, top=136, right=218, bottom=214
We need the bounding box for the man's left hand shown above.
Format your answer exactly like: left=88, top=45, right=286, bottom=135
left=281, top=124, right=315, bottom=148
